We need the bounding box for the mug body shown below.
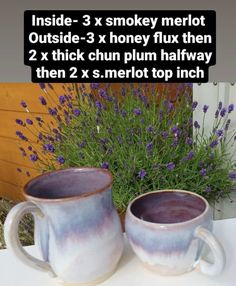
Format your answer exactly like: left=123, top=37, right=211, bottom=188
left=125, top=190, right=212, bottom=275
left=25, top=168, right=124, bottom=284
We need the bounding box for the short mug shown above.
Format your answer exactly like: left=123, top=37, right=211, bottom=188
left=125, top=190, right=225, bottom=276
left=4, top=167, right=124, bottom=285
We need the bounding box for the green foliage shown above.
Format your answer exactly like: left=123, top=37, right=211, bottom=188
left=17, top=84, right=236, bottom=212
left=0, top=199, right=34, bottom=249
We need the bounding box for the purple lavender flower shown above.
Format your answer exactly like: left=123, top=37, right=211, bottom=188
left=210, top=140, right=218, bottom=148
left=168, top=102, right=174, bottom=111
left=22, top=151, right=26, bottom=157
left=36, top=116, right=43, bottom=122
left=79, top=140, right=87, bottom=148
left=220, top=107, right=227, bottom=117
left=216, top=129, right=223, bottom=137
left=185, top=151, right=194, bottom=160
left=138, top=169, right=147, bottom=179
left=15, top=119, right=24, bottom=126
left=16, top=131, right=28, bottom=141
left=47, top=135, right=55, bottom=142
left=215, top=110, right=219, bottom=118
left=146, top=142, right=153, bottom=152
left=30, top=154, right=38, bottom=162
left=228, top=104, right=234, bottom=113
left=39, top=83, right=46, bottom=90
left=52, top=128, right=59, bottom=134
left=73, top=109, right=81, bottom=116
left=163, top=99, right=168, bottom=106
left=205, top=186, right=212, bottom=193
left=43, top=144, right=55, bottom=153
left=16, top=131, right=22, bottom=137
left=20, top=100, right=27, bottom=108
left=200, top=168, right=207, bottom=177
left=161, top=131, right=168, bottom=139
left=159, top=110, right=163, bottom=121
left=172, top=137, right=179, bottom=147
left=48, top=107, right=57, bottom=116
left=59, top=95, right=66, bottom=105
left=194, top=121, right=200, bottom=129
left=133, top=108, right=142, bottom=116
left=146, top=125, right=154, bottom=133
left=101, top=162, right=109, bottom=169
left=114, top=104, right=119, bottom=115
left=218, top=101, right=223, bottom=110
left=38, top=132, right=43, bottom=141
left=28, top=146, right=33, bottom=151
left=192, top=101, right=198, bottom=110
left=64, top=110, right=69, bottom=117
left=121, top=110, right=127, bottom=117
left=186, top=137, right=193, bottom=145
left=225, top=119, right=231, bottom=131
left=121, top=87, right=126, bottom=97
left=57, top=156, right=65, bottom=164
left=167, top=162, right=175, bottom=171
left=39, top=96, right=47, bottom=106
left=67, top=103, right=73, bottom=109
left=171, top=125, right=179, bottom=134
left=26, top=119, right=33, bottom=125
left=99, top=89, right=108, bottom=99
left=203, top=105, right=209, bottom=113
left=90, top=83, right=100, bottom=89
left=229, top=172, right=236, bottom=179
left=117, top=136, right=123, bottom=145
left=95, top=101, right=103, bottom=110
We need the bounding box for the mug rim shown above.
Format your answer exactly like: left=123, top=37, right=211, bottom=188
left=127, top=189, right=210, bottom=227
left=23, top=167, right=113, bottom=202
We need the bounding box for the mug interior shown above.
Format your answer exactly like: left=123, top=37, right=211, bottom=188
left=130, top=191, right=206, bottom=224
left=25, top=168, right=112, bottom=200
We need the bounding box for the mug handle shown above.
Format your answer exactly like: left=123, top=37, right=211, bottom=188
left=194, top=226, right=226, bottom=276
left=4, top=202, right=54, bottom=274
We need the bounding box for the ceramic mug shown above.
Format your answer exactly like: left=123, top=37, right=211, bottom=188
left=4, top=167, right=124, bottom=285
left=125, top=190, right=226, bottom=276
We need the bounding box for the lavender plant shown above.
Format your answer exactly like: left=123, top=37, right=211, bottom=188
left=16, top=83, right=236, bottom=212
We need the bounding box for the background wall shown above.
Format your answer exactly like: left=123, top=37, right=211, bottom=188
left=193, top=82, right=236, bottom=158
left=0, top=84, right=48, bottom=201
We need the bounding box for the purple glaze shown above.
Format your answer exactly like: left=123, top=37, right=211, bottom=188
left=26, top=168, right=112, bottom=199
left=131, top=191, right=206, bottom=224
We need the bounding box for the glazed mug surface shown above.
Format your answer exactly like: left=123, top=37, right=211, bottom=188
left=4, top=168, right=124, bottom=285
left=125, top=190, right=225, bottom=276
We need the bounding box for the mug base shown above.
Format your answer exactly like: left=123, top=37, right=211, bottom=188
left=54, top=268, right=116, bottom=286
left=142, top=261, right=194, bottom=276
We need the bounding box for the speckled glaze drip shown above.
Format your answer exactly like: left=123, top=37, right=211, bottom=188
left=27, top=168, right=124, bottom=284
left=125, top=190, right=213, bottom=275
